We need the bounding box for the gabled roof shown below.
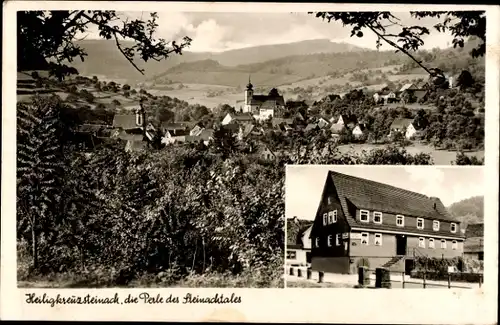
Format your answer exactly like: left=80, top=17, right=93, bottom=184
left=113, top=115, right=141, bottom=130
left=161, top=122, right=190, bottom=131
left=399, top=83, right=419, bottom=92
left=338, top=114, right=358, bottom=125
left=251, top=94, right=285, bottom=106
left=272, top=118, right=294, bottom=127
left=390, top=118, right=413, bottom=129
left=327, top=171, right=464, bottom=237
left=227, top=113, right=254, bottom=122
left=240, top=124, right=255, bottom=137
left=413, top=89, right=429, bottom=100
left=304, top=123, right=318, bottom=132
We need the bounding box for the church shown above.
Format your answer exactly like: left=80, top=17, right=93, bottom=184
left=235, top=78, right=285, bottom=121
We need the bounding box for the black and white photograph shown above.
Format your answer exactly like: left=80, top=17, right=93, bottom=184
left=3, top=1, right=498, bottom=323
left=14, top=8, right=487, bottom=288
left=285, top=165, right=484, bottom=288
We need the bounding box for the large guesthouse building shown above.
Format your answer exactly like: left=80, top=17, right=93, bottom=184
left=310, top=171, right=465, bottom=274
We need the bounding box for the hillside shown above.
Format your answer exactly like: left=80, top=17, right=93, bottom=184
left=447, top=196, right=484, bottom=225
left=68, top=39, right=365, bottom=83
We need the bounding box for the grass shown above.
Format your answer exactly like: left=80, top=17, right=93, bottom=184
left=286, top=279, right=354, bottom=288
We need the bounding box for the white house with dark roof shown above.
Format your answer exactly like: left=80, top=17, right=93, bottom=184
left=389, top=118, right=424, bottom=139
left=310, top=171, right=465, bottom=274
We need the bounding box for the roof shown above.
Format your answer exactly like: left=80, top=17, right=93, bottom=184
left=465, top=223, right=484, bottom=238
left=221, top=123, right=240, bottom=133
left=113, top=115, right=141, bottom=130
left=230, top=113, right=254, bottom=122
left=339, top=114, right=358, bottom=125
left=160, top=122, right=190, bottom=131
left=272, top=118, right=294, bottom=127
left=199, top=128, right=214, bottom=140
left=330, top=124, right=344, bottom=134
left=166, top=129, right=190, bottom=137
left=353, top=124, right=366, bottom=131
left=114, top=131, right=144, bottom=141
left=241, top=124, right=254, bottom=137
left=326, top=171, right=464, bottom=237
left=464, top=237, right=483, bottom=253
left=250, top=94, right=285, bottom=106
left=399, top=83, right=419, bottom=92
left=304, top=123, right=318, bottom=132
left=414, top=89, right=429, bottom=100
left=390, top=118, right=413, bottom=129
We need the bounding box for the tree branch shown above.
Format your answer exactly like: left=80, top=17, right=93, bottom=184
left=113, top=34, right=145, bottom=75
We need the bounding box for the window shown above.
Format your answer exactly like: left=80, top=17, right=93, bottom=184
left=136, top=113, right=143, bottom=126
left=450, top=223, right=457, bottom=233
left=374, top=233, right=382, bottom=246
left=441, top=239, right=447, bottom=249
left=328, top=210, right=337, bottom=224
left=373, top=212, right=383, bottom=224
left=433, top=220, right=440, bottom=231
left=286, top=250, right=297, bottom=259
left=396, top=215, right=405, bottom=227
left=336, top=234, right=341, bottom=246
left=417, top=218, right=424, bottom=229
left=418, top=237, right=425, bottom=248
left=327, top=197, right=332, bottom=204
left=452, top=240, right=458, bottom=250
left=360, top=210, right=369, bottom=222
left=327, top=235, right=333, bottom=247
left=315, top=237, right=320, bottom=248
left=323, top=213, right=328, bottom=226
left=429, top=238, right=435, bottom=249
left=333, top=210, right=338, bottom=223
left=361, top=232, right=369, bottom=245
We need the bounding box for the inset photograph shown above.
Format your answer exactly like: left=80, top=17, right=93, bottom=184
left=285, top=165, right=484, bottom=288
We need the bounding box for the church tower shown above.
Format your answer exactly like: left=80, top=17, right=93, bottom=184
left=245, top=76, right=253, bottom=105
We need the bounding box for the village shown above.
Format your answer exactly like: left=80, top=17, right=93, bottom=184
left=35, top=66, right=483, bottom=165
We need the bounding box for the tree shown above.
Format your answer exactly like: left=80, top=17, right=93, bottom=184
left=17, top=96, right=65, bottom=271
left=456, top=70, right=475, bottom=90
left=311, top=11, right=485, bottom=76
left=122, top=84, right=131, bottom=91
left=17, top=11, right=192, bottom=78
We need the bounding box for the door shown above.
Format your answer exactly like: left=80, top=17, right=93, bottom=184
left=396, top=234, right=407, bottom=255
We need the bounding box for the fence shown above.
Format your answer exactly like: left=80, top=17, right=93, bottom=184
left=286, top=265, right=483, bottom=289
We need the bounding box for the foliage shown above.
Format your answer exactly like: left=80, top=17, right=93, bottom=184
left=311, top=11, right=486, bottom=75
left=17, top=11, right=192, bottom=78
left=454, top=152, right=484, bottom=165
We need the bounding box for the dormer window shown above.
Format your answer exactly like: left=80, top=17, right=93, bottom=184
left=373, top=212, right=383, bottom=224
left=396, top=215, right=404, bottom=227
left=417, top=218, right=424, bottom=229
left=433, top=220, right=440, bottom=231
left=360, top=210, right=369, bottom=222
left=450, top=223, right=457, bottom=233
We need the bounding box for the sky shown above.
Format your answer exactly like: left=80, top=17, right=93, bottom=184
left=81, top=11, right=455, bottom=52
left=285, top=166, right=484, bottom=220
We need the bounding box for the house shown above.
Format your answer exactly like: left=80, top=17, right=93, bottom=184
left=272, top=117, right=294, bottom=129
left=304, top=123, right=319, bottom=132
left=389, top=118, right=423, bottom=139
left=336, top=114, right=358, bottom=129
left=413, top=89, right=429, bottom=103
left=310, top=171, right=466, bottom=274
left=237, top=124, right=255, bottom=141
left=221, top=123, right=241, bottom=135
left=259, top=145, right=277, bottom=161
left=351, top=124, right=366, bottom=139
left=221, top=112, right=254, bottom=126
left=112, top=105, right=151, bottom=150
left=235, top=78, right=285, bottom=121
left=330, top=123, right=345, bottom=135
left=190, top=124, right=205, bottom=137
left=317, top=117, right=330, bottom=129
left=287, top=221, right=313, bottom=267
left=160, top=122, right=190, bottom=135
left=464, top=223, right=484, bottom=261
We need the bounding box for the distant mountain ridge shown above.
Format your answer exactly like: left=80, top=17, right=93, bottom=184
left=69, top=39, right=366, bottom=82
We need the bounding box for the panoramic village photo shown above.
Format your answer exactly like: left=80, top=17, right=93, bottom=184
left=285, top=165, right=485, bottom=288
left=15, top=9, right=486, bottom=288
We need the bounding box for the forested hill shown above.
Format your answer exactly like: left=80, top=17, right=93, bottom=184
left=286, top=218, right=313, bottom=245
left=447, top=196, right=484, bottom=225
left=68, top=39, right=366, bottom=82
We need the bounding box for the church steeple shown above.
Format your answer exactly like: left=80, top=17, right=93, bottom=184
left=246, top=75, right=253, bottom=90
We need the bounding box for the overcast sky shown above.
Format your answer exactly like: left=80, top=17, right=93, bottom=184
left=82, top=11, right=455, bottom=52
left=285, top=166, right=484, bottom=220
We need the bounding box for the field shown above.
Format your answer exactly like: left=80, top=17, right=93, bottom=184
left=337, top=143, right=484, bottom=165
